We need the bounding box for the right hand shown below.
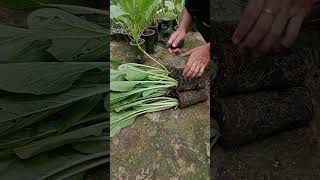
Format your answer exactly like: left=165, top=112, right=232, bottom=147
left=167, top=28, right=186, bottom=55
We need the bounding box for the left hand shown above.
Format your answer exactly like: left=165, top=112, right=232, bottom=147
left=181, top=43, right=210, bottom=78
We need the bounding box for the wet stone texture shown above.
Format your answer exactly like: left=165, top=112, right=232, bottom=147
left=110, top=32, right=210, bottom=179
left=211, top=1, right=320, bottom=179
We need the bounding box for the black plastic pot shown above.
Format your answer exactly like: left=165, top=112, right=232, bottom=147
left=161, top=20, right=173, bottom=31
left=111, top=28, right=130, bottom=42
left=128, top=39, right=146, bottom=64
left=157, top=19, right=164, bottom=32
left=141, top=29, right=155, bottom=54
left=148, top=23, right=159, bottom=43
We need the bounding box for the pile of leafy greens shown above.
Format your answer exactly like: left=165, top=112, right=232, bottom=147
left=110, top=62, right=178, bottom=137
left=0, top=3, right=108, bottom=180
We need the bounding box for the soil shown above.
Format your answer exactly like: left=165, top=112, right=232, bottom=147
left=168, top=66, right=206, bottom=92
left=177, top=89, right=208, bottom=108
left=110, top=32, right=211, bottom=179
left=211, top=1, right=320, bottom=179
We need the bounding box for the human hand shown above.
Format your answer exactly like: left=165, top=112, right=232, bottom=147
left=232, top=0, right=314, bottom=56
left=181, top=43, right=210, bottom=78
left=167, top=28, right=186, bottom=55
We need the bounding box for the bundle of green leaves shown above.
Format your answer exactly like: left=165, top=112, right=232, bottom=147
left=110, top=62, right=178, bottom=137
left=0, top=4, right=108, bottom=180
left=110, top=0, right=160, bottom=44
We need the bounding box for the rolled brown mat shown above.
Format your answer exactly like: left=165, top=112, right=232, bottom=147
left=177, top=89, right=208, bottom=108
left=212, top=48, right=311, bottom=97
left=210, top=0, right=320, bottom=51
left=169, top=66, right=206, bottom=92
left=213, top=87, right=313, bottom=147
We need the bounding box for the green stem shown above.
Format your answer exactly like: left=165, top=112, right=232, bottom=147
left=137, top=43, right=168, bottom=72
left=111, top=99, right=178, bottom=125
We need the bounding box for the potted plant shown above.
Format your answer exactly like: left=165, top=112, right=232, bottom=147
left=173, top=0, right=184, bottom=29
left=160, top=0, right=176, bottom=37
left=111, top=0, right=161, bottom=64
left=173, top=0, right=185, bottom=48
left=141, top=29, right=156, bottom=54
left=160, top=0, right=184, bottom=37
left=148, top=8, right=161, bottom=43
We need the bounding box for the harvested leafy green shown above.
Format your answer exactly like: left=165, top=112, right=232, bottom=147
left=0, top=62, right=107, bottom=95
left=110, top=62, right=178, bottom=137
left=0, top=3, right=108, bottom=180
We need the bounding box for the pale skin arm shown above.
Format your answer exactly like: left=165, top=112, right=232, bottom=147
left=167, top=8, right=193, bottom=55
left=168, top=8, right=210, bottom=78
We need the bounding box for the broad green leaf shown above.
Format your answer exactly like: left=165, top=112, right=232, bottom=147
left=113, top=100, right=143, bottom=112
left=110, top=92, right=141, bottom=111
left=47, top=38, right=108, bottom=62
left=163, top=12, right=177, bottom=21
left=124, top=69, right=148, bottom=81
left=39, top=3, right=109, bottom=15
left=142, top=88, right=159, bottom=97
left=72, top=141, right=107, bottom=155
left=0, top=0, right=40, bottom=10
left=110, top=81, right=140, bottom=92
left=73, top=113, right=107, bottom=129
left=0, top=106, right=63, bottom=137
left=0, top=84, right=108, bottom=123
left=37, top=152, right=108, bottom=180
left=110, top=59, right=124, bottom=65
left=176, top=4, right=184, bottom=12
left=164, top=1, right=175, bottom=10
left=0, top=62, right=107, bottom=95
left=27, top=8, right=108, bottom=62
left=41, top=157, right=108, bottom=180
left=76, top=70, right=109, bottom=84
left=0, top=25, right=53, bottom=62
left=111, top=116, right=136, bottom=137
left=0, top=122, right=56, bottom=149
left=110, top=109, right=137, bottom=124
left=110, top=69, right=126, bottom=81
left=14, top=122, right=107, bottom=159
left=110, top=5, right=126, bottom=19
left=57, top=95, right=102, bottom=133
left=0, top=150, right=108, bottom=180
left=142, top=89, right=167, bottom=99
left=28, top=8, right=106, bottom=38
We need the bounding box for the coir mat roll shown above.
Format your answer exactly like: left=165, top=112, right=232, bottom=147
left=213, top=87, right=313, bottom=147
